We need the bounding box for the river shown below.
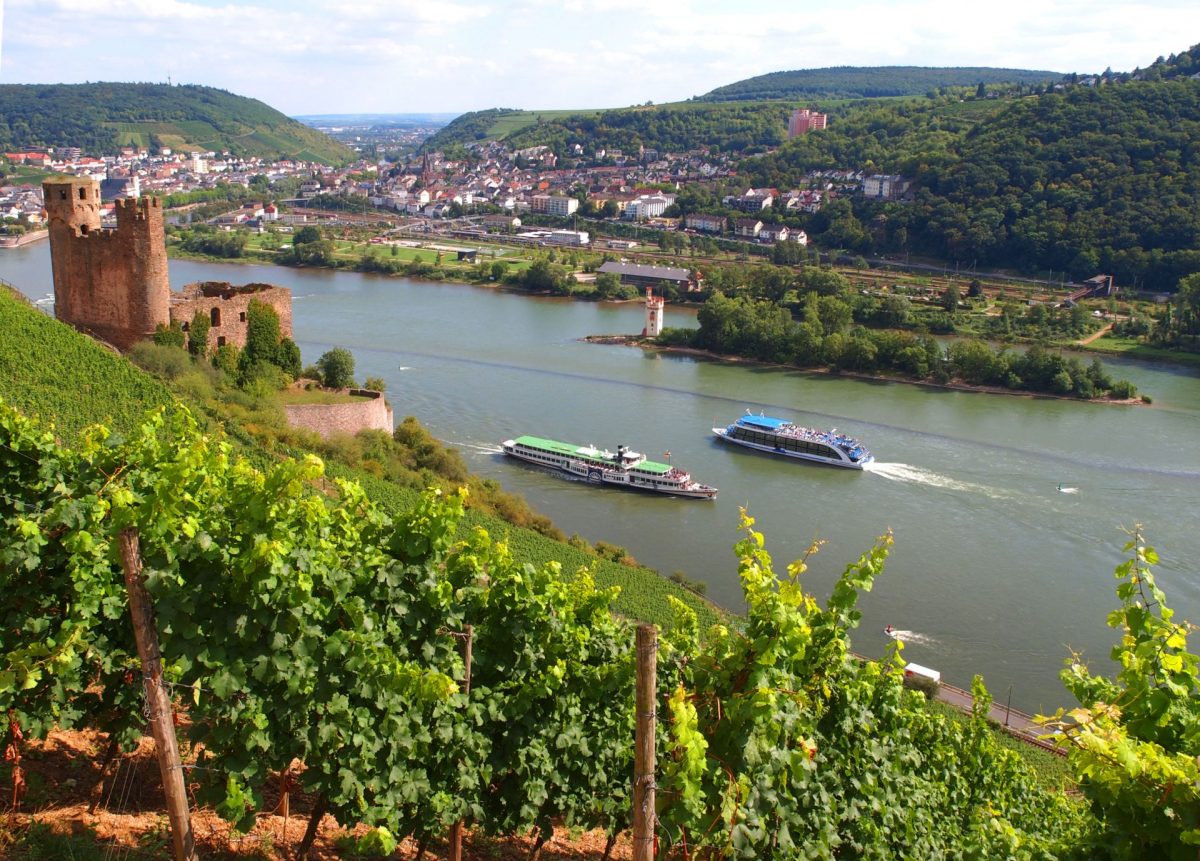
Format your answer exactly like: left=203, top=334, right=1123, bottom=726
left=5, top=240, right=1199, bottom=714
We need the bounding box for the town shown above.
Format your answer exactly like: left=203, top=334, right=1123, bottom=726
left=0, top=107, right=920, bottom=256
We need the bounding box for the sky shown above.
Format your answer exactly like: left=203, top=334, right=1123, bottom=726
left=2, top=0, right=1199, bottom=117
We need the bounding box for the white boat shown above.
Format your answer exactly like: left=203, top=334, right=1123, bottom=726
left=713, top=412, right=873, bottom=469
left=501, top=435, right=717, bottom=499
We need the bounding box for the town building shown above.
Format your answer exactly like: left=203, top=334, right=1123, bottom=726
left=597, top=260, right=694, bottom=293
left=722, top=189, right=774, bottom=212
left=862, top=174, right=911, bottom=200
left=734, top=218, right=764, bottom=239
left=530, top=194, right=579, bottom=216
left=788, top=108, right=828, bottom=137
left=685, top=213, right=725, bottom=233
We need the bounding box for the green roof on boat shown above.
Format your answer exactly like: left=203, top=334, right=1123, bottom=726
left=512, top=436, right=674, bottom=474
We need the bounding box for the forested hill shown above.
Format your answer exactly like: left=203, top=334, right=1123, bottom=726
left=1137, top=42, right=1200, bottom=80
left=699, top=66, right=1061, bottom=101
left=427, top=102, right=793, bottom=155
left=742, top=77, right=1200, bottom=291
left=0, top=82, right=355, bottom=164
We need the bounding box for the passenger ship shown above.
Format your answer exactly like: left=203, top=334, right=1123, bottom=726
left=713, top=412, right=873, bottom=469
left=501, top=436, right=718, bottom=499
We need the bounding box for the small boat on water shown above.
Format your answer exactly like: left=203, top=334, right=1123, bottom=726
left=501, top=435, right=718, bottom=499
left=713, top=411, right=873, bottom=469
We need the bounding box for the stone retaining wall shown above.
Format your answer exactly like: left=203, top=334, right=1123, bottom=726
left=283, top=389, right=394, bottom=439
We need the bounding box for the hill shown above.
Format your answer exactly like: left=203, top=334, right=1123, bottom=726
left=699, top=65, right=1062, bottom=101
left=0, top=82, right=355, bottom=164
left=427, top=101, right=794, bottom=155
left=740, top=73, right=1200, bottom=291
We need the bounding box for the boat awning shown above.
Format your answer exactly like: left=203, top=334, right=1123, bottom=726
left=739, top=415, right=792, bottom=431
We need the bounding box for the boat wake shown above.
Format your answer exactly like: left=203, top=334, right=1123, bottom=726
left=864, top=462, right=1011, bottom=499
left=397, top=365, right=412, bottom=371
left=1057, top=486, right=1079, bottom=494
left=451, top=441, right=505, bottom=455
left=886, top=628, right=940, bottom=648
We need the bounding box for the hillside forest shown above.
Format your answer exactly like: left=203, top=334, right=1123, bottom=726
left=0, top=83, right=354, bottom=164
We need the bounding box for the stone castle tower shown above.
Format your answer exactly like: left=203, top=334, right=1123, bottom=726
left=43, top=177, right=170, bottom=350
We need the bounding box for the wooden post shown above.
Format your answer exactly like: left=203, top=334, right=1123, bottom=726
left=633, top=624, right=656, bottom=861
left=118, top=528, right=198, bottom=861
left=448, top=625, right=474, bottom=861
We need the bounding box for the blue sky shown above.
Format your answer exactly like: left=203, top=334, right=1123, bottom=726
left=2, top=0, right=1198, bottom=116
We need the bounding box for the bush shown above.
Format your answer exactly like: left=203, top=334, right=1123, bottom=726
left=317, top=348, right=356, bottom=389
left=363, top=376, right=386, bottom=392
left=213, top=343, right=240, bottom=377
left=129, top=341, right=193, bottom=380
left=188, top=310, right=211, bottom=358
left=151, top=321, right=186, bottom=349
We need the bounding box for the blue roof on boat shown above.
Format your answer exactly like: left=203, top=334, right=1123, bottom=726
left=738, top=415, right=791, bottom=429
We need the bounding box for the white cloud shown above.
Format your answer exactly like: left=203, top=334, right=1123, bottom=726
left=2, top=0, right=1198, bottom=112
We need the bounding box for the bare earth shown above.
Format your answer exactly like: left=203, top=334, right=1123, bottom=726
left=2, top=728, right=633, bottom=860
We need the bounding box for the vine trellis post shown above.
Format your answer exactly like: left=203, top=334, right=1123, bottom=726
left=633, top=624, right=657, bottom=861
left=118, top=528, right=198, bottom=861
left=448, top=624, right=474, bottom=861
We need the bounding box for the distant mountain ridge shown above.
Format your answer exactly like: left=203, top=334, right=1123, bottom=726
left=0, top=82, right=354, bottom=165
left=698, top=66, right=1062, bottom=101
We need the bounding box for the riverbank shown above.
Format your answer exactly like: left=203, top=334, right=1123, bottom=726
left=0, top=229, right=48, bottom=248
left=585, top=335, right=1146, bottom=405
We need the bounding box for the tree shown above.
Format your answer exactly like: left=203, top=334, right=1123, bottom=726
left=187, top=310, right=210, bottom=358
left=318, top=347, right=356, bottom=389
left=594, top=272, right=622, bottom=299
left=941, top=283, right=961, bottom=312
left=276, top=338, right=302, bottom=379
left=293, top=225, right=322, bottom=245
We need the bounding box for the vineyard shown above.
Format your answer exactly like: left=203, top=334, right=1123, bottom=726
left=3, top=295, right=1199, bottom=858
left=2, top=395, right=1145, bottom=860
left=0, top=285, right=175, bottom=442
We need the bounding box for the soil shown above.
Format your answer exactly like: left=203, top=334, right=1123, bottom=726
left=0, top=728, right=634, bottom=860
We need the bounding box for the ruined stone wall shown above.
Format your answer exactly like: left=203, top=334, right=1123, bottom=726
left=44, top=179, right=170, bottom=350
left=169, top=283, right=294, bottom=352
left=283, top=390, right=394, bottom=439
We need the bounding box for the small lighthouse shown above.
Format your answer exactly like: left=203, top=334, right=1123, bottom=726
left=643, top=287, right=665, bottom=337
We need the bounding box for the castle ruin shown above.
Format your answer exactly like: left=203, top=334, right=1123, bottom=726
left=44, top=177, right=170, bottom=350
left=43, top=177, right=291, bottom=352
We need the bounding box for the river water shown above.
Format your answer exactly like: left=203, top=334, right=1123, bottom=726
left=5, top=241, right=1199, bottom=713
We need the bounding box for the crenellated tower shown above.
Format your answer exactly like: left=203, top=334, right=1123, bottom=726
left=643, top=286, right=665, bottom=337
left=43, top=177, right=170, bottom=350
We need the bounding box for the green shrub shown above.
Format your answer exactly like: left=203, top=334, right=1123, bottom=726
left=129, top=341, right=193, bottom=380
